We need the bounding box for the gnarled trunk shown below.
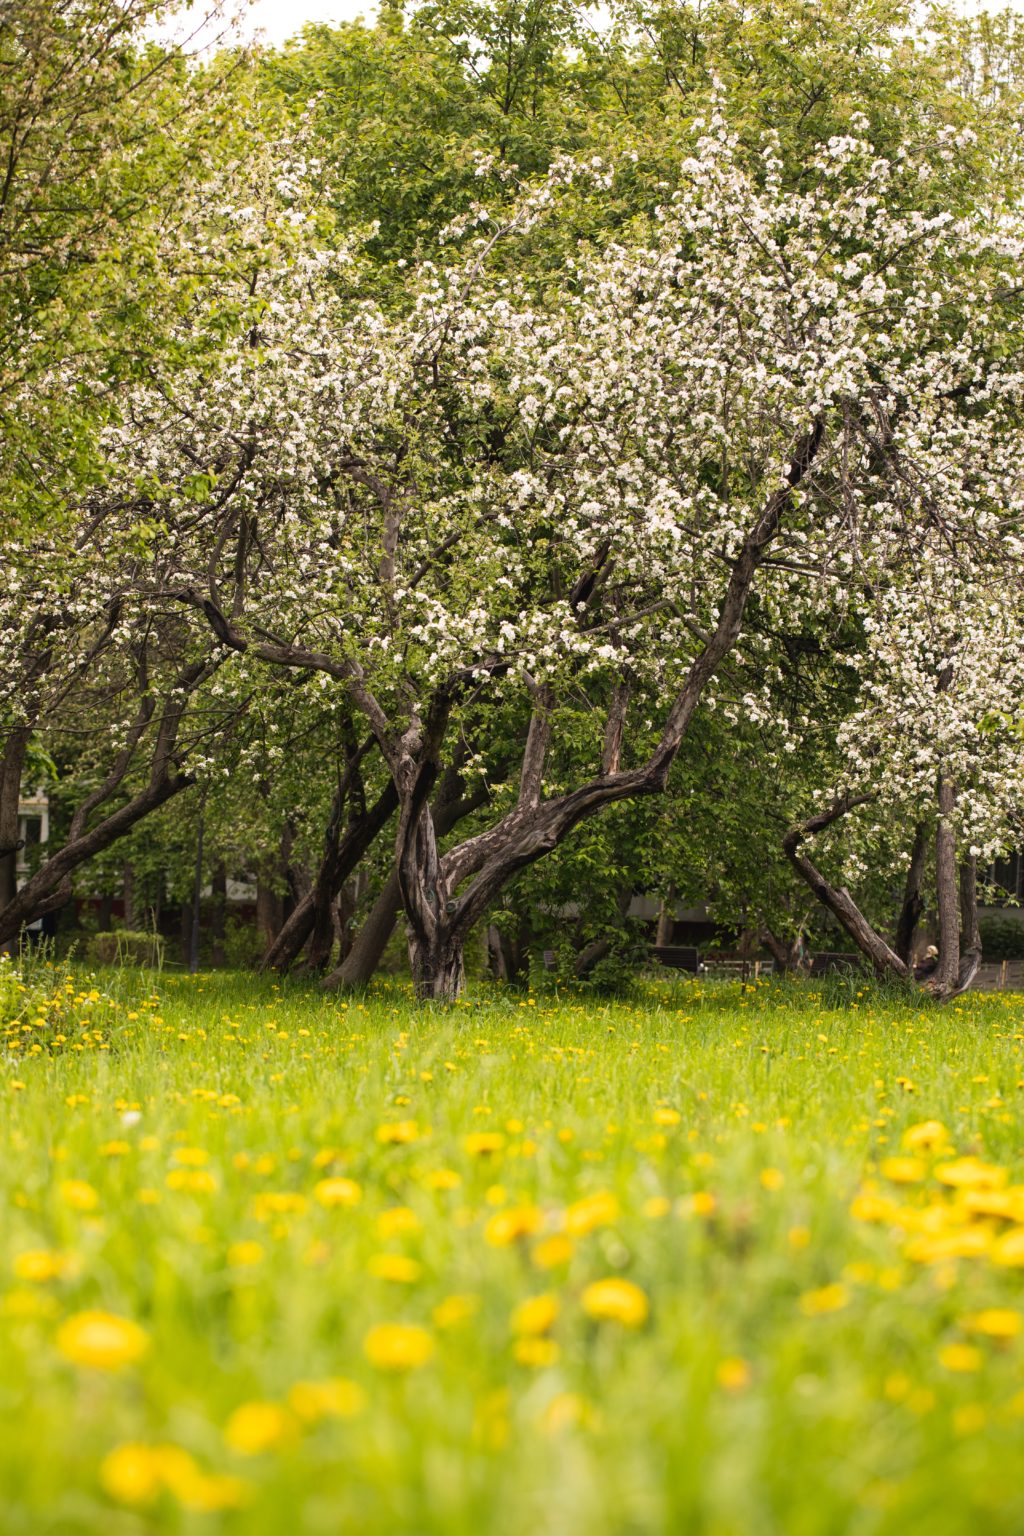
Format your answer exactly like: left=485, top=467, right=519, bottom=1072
left=894, top=822, right=928, bottom=965
left=409, top=927, right=465, bottom=1004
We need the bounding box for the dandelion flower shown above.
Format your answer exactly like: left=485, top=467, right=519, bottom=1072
left=566, top=1190, right=620, bottom=1236
left=364, top=1322, right=435, bottom=1371
left=314, top=1177, right=362, bottom=1208
left=799, top=1284, right=849, bottom=1317
left=287, top=1378, right=366, bottom=1424
left=510, top=1293, right=559, bottom=1336
left=581, top=1278, right=649, bottom=1328
left=223, top=1401, right=294, bottom=1455
left=57, top=1310, right=149, bottom=1370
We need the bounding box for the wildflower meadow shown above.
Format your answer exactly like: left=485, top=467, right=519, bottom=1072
left=3, top=957, right=1024, bottom=1535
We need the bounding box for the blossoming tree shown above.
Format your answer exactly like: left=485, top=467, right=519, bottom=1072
left=99, top=108, right=1023, bottom=998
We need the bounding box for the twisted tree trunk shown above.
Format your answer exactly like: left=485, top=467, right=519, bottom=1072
left=894, top=822, right=928, bottom=965
left=933, top=775, right=960, bottom=995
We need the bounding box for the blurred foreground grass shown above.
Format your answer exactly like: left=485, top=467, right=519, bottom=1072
left=1, top=958, right=1023, bottom=1535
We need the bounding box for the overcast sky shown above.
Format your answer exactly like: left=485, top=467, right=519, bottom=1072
left=164, top=0, right=1015, bottom=52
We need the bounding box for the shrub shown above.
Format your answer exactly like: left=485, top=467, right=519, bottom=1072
left=88, top=930, right=165, bottom=969
left=978, top=916, right=1024, bottom=960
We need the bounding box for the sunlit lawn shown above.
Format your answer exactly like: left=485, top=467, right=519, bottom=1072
left=2, top=958, right=1024, bottom=1535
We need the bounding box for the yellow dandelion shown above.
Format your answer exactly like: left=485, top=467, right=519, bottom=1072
left=368, top=1253, right=423, bottom=1284
left=433, top=1293, right=480, bottom=1330
left=514, top=1337, right=560, bottom=1367
left=510, top=1293, right=559, bottom=1337
left=226, top=1241, right=265, bottom=1267
left=902, top=1120, right=950, bottom=1152
left=314, top=1177, right=362, bottom=1208
left=59, top=1179, right=99, bottom=1212
left=99, top=1443, right=164, bottom=1506
left=679, top=1191, right=716, bottom=1218
left=464, top=1131, right=505, bottom=1157
left=879, top=1157, right=926, bottom=1185
left=991, top=1230, right=1024, bottom=1268
left=938, top=1343, right=983, bottom=1373
left=223, top=1401, right=294, bottom=1455
left=375, top=1120, right=421, bottom=1146
left=287, top=1378, right=366, bottom=1424
left=759, top=1168, right=785, bottom=1191
left=565, top=1189, right=620, bottom=1236
left=960, top=1308, right=1021, bottom=1339
left=935, top=1158, right=1007, bottom=1192
left=57, top=1310, right=149, bottom=1370
left=166, top=1169, right=217, bottom=1194
left=376, top=1206, right=421, bottom=1239
left=581, top=1277, right=649, bottom=1328
left=421, top=1168, right=461, bottom=1191
left=13, top=1249, right=73, bottom=1283
left=798, top=1284, right=849, bottom=1317
left=716, top=1357, right=752, bottom=1392
left=484, top=1204, right=542, bottom=1247
left=364, top=1322, right=435, bottom=1371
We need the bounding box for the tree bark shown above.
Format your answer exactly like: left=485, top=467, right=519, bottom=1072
left=408, top=928, right=466, bottom=1003
left=255, top=876, right=283, bottom=952
left=0, top=729, right=29, bottom=919
left=325, top=866, right=402, bottom=989
left=0, top=766, right=193, bottom=947
left=122, top=861, right=137, bottom=929
left=260, top=780, right=400, bottom=974
left=894, top=821, right=928, bottom=965
left=934, top=775, right=960, bottom=995
left=0, top=658, right=212, bottom=947
left=210, top=862, right=227, bottom=967
left=760, top=927, right=806, bottom=974
left=322, top=767, right=492, bottom=992
left=951, top=854, right=982, bottom=997
left=783, top=795, right=910, bottom=979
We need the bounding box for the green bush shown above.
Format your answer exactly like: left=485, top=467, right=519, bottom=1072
left=88, top=930, right=165, bottom=968
left=978, top=915, right=1024, bottom=960
left=222, top=915, right=264, bottom=970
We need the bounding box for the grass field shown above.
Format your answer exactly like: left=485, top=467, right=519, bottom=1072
left=2, top=956, right=1024, bottom=1535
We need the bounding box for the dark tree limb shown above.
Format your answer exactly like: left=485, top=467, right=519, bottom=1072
left=783, top=793, right=910, bottom=978
left=894, top=821, right=928, bottom=965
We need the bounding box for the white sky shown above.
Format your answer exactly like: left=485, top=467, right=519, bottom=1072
left=164, top=0, right=1019, bottom=52
left=237, top=0, right=375, bottom=41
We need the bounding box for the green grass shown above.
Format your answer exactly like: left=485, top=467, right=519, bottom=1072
left=2, top=959, right=1024, bottom=1535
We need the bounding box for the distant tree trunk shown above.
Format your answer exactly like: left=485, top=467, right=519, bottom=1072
left=488, top=924, right=510, bottom=982
left=260, top=780, right=399, bottom=975
left=0, top=729, right=29, bottom=923
left=98, top=892, right=114, bottom=932
left=0, top=661, right=209, bottom=947
left=326, top=867, right=402, bottom=989
left=322, top=766, right=492, bottom=992
left=210, top=863, right=227, bottom=967
left=784, top=795, right=910, bottom=980
left=122, top=862, right=137, bottom=928
left=934, top=776, right=960, bottom=995
left=178, top=901, right=192, bottom=966
left=954, top=855, right=982, bottom=996
left=655, top=891, right=674, bottom=947
left=760, top=927, right=806, bottom=974
left=894, top=822, right=928, bottom=965
left=574, top=887, right=633, bottom=978
left=256, top=877, right=283, bottom=952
